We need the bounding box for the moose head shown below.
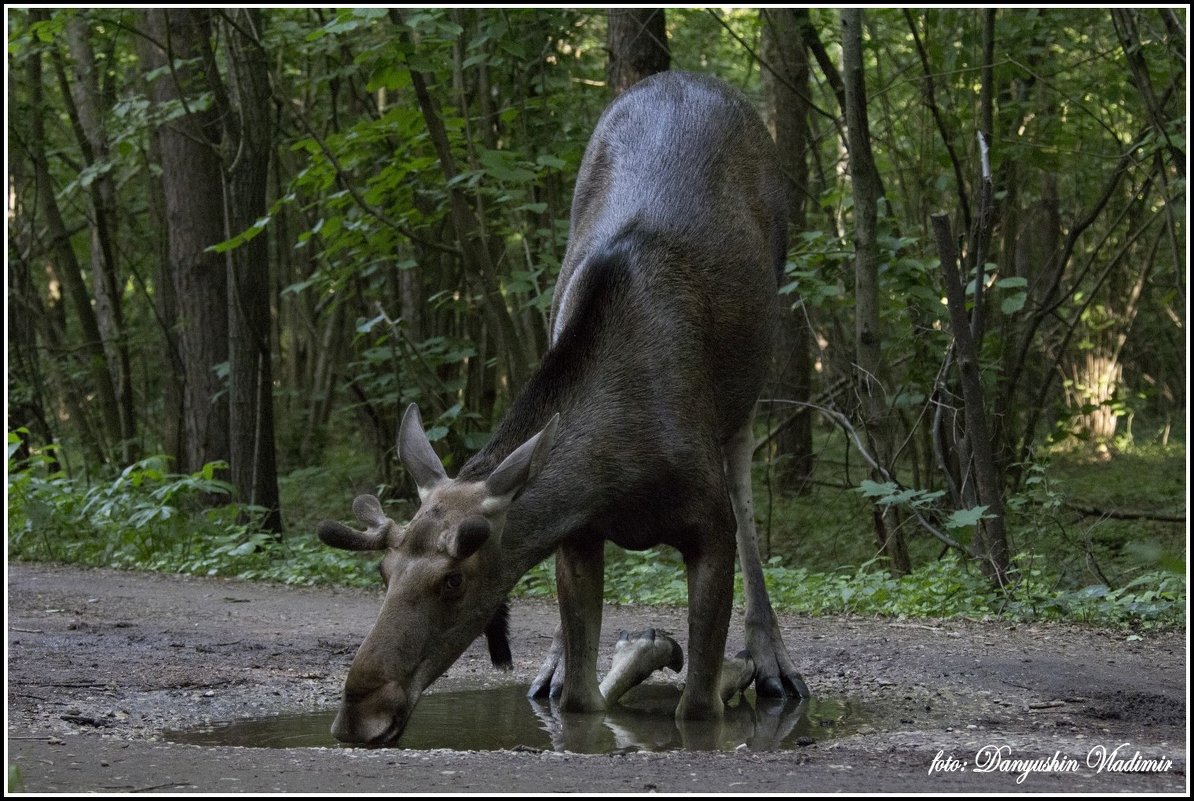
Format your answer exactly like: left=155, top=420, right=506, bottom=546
left=317, top=404, right=558, bottom=744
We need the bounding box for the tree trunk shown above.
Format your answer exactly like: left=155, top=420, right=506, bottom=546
left=143, top=95, right=187, bottom=470
left=606, top=9, right=669, bottom=96
left=392, top=9, right=532, bottom=392
left=932, top=214, right=1012, bottom=585
left=7, top=159, right=61, bottom=470
left=140, top=9, right=230, bottom=477
left=62, top=14, right=139, bottom=463
left=211, top=9, right=283, bottom=532
left=841, top=9, right=910, bottom=575
left=25, top=26, right=123, bottom=466
left=761, top=8, right=815, bottom=493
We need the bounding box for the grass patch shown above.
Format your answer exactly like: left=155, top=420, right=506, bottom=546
left=1020, top=430, right=1187, bottom=586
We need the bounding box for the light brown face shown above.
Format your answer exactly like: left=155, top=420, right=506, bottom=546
left=317, top=404, right=559, bottom=746
left=327, top=483, right=506, bottom=745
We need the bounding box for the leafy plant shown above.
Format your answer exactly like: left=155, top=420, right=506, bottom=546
left=515, top=547, right=1183, bottom=631
left=7, top=449, right=377, bottom=587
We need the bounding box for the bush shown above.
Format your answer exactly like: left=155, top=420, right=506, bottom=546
left=7, top=443, right=376, bottom=587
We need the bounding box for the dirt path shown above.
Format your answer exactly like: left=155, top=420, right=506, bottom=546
left=6, top=563, right=1186, bottom=793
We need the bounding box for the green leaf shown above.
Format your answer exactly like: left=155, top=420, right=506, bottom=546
left=1001, top=292, right=1027, bottom=314
left=208, top=216, right=271, bottom=254
left=7, top=431, right=25, bottom=461
left=477, top=149, right=537, bottom=183
left=857, top=480, right=899, bottom=498
left=366, top=65, right=410, bottom=92
left=945, top=505, right=991, bottom=528
left=229, top=540, right=258, bottom=557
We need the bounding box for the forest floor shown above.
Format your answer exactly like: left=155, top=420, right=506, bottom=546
left=7, top=563, right=1187, bottom=794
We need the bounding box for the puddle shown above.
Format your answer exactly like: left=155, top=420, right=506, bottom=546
left=165, top=684, right=859, bottom=753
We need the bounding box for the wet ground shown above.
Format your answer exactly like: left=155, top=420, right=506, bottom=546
left=163, top=685, right=855, bottom=752
left=6, top=563, right=1188, bottom=793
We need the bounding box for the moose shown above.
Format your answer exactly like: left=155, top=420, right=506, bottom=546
left=318, top=71, right=808, bottom=746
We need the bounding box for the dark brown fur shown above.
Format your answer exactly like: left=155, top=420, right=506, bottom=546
left=319, top=72, right=798, bottom=744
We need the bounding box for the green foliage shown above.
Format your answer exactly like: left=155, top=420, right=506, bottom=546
left=515, top=549, right=1183, bottom=630
left=9, top=424, right=1184, bottom=631
left=1001, top=554, right=1184, bottom=627
left=7, top=764, right=24, bottom=795
left=7, top=446, right=376, bottom=588
left=1019, top=432, right=1188, bottom=587
left=515, top=547, right=692, bottom=607
left=5, top=9, right=1183, bottom=632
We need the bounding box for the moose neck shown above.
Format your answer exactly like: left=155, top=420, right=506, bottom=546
left=458, top=240, right=646, bottom=584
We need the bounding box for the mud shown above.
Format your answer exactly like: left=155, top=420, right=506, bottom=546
left=6, top=563, right=1187, bottom=793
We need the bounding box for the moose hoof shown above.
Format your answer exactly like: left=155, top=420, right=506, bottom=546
left=747, top=617, right=811, bottom=700
left=720, top=650, right=757, bottom=703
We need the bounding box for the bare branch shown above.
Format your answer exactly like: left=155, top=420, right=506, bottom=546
left=904, top=10, right=971, bottom=232
left=760, top=399, right=967, bottom=553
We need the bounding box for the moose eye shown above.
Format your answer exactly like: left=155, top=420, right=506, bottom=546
left=443, top=571, right=465, bottom=597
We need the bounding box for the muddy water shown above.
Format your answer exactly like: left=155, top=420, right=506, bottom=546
left=166, top=684, right=858, bottom=753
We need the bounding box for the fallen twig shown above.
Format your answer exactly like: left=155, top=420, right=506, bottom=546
left=1064, top=501, right=1184, bottom=523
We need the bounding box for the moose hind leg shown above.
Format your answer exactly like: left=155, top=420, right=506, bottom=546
left=725, top=420, right=811, bottom=699
left=528, top=624, right=565, bottom=699
left=553, top=537, right=606, bottom=712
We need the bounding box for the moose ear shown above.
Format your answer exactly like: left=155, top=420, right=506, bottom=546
left=483, top=414, right=560, bottom=512
left=398, top=404, right=448, bottom=499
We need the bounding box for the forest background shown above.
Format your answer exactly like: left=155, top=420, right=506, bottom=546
left=6, top=8, right=1186, bottom=627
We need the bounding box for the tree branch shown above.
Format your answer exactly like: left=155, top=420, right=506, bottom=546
left=709, top=8, right=836, bottom=122
left=798, top=11, right=846, bottom=115
left=760, top=398, right=967, bottom=553
left=1111, top=9, right=1185, bottom=178
left=282, top=98, right=462, bottom=258
left=904, top=9, right=971, bottom=233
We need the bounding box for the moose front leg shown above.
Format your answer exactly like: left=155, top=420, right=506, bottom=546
left=553, top=537, right=606, bottom=713
left=676, top=527, right=734, bottom=720
left=725, top=421, right=810, bottom=699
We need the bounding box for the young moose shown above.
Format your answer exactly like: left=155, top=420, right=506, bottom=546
left=318, top=71, right=808, bottom=745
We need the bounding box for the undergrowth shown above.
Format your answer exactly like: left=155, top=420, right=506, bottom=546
left=512, top=545, right=1185, bottom=631
left=7, top=430, right=1186, bottom=631
left=6, top=447, right=378, bottom=589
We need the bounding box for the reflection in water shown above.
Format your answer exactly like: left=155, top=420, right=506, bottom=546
left=165, top=684, right=855, bottom=753
left=529, top=685, right=822, bottom=752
